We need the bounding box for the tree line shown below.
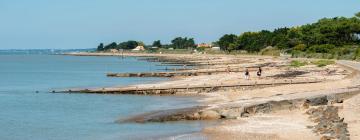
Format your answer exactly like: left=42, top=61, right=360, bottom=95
left=97, top=40, right=143, bottom=51
left=97, top=37, right=196, bottom=51
left=217, top=12, right=360, bottom=54
left=97, top=12, right=360, bottom=58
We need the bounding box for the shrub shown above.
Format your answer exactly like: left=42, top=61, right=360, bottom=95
left=311, top=60, right=335, bottom=67
left=307, top=44, right=336, bottom=53
left=196, top=47, right=206, bottom=52
left=294, top=44, right=307, bottom=51
left=354, top=47, right=360, bottom=60
left=290, top=60, right=308, bottom=67
left=260, top=47, right=280, bottom=56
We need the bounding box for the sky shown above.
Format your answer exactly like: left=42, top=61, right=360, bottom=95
left=0, top=0, right=359, bottom=49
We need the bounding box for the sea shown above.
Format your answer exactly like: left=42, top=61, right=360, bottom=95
left=0, top=52, right=206, bottom=140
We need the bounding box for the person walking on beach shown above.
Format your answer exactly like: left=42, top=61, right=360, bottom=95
left=244, top=68, right=250, bottom=80
left=257, top=67, right=262, bottom=79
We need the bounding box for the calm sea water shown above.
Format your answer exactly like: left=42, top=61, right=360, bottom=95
left=0, top=54, right=204, bottom=140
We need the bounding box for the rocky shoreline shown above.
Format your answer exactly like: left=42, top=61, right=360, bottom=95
left=117, top=88, right=360, bottom=123
left=65, top=52, right=360, bottom=140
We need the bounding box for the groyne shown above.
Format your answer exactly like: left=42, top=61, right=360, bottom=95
left=56, top=79, right=323, bottom=95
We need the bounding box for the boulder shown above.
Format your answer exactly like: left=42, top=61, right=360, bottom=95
left=199, top=110, right=221, bottom=120
left=306, top=96, right=328, bottom=106
left=219, top=109, right=240, bottom=119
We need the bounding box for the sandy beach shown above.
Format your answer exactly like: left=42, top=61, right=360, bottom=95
left=65, top=52, right=360, bottom=140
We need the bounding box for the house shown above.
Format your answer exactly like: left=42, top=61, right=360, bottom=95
left=211, top=47, right=221, bottom=50
left=132, top=46, right=145, bottom=51
left=109, top=49, right=119, bottom=53
left=197, top=43, right=212, bottom=48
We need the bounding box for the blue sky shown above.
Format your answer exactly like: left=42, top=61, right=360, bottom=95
left=0, top=0, right=359, bottom=49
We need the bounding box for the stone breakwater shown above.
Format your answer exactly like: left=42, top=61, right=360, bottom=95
left=57, top=79, right=323, bottom=95
left=118, top=88, right=360, bottom=123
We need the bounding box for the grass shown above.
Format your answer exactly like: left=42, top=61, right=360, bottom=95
left=260, top=48, right=281, bottom=56
left=290, top=60, right=308, bottom=67
left=291, top=45, right=360, bottom=60
left=290, top=60, right=335, bottom=68
left=311, top=60, right=335, bottom=67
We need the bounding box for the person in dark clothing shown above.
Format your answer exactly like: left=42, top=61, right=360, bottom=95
left=257, top=67, right=262, bottom=77
left=244, top=68, right=250, bottom=80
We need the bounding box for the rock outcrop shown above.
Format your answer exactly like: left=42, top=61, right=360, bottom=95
left=306, top=106, right=350, bottom=140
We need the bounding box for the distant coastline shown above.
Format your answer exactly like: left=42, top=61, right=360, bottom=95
left=0, top=49, right=95, bottom=55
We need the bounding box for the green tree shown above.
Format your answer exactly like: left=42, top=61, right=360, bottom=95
left=217, top=34, right=237, bottom=51
left=354, top=47, right=360, bottom=59
left=97, top=43, right=104, bottom=51
left=307, top=44, right=335, bottom=53
left=118, top=40, right=139, bottom=50
left=293, top=44, right=307, bottom=51
left=228, top=43, right=238, bottom=51
left=137, top=41, right=145, bottom=46
left=171, top=37, right=196, bottom=49
left=152, top=40, right=162, bottom=47
left=237, top=30, right=273, bottom=52
left=271, top=27, right=290, bottom=49
left=356, top=12, right=360, bottom=18
left=103, top=42, right=117, bottom=50
left=224, top=15, right=360, bottom=53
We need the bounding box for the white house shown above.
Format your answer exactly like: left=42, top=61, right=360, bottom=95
left=132, top=46, right=145, bottom=51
